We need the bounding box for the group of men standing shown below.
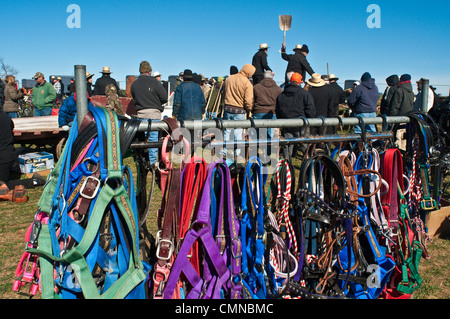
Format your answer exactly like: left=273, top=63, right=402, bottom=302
left=15, top=40, right=439, bottom=167
left=248, top=42, right=348, bottom=160
left=142, top=42, right=347, bottom=163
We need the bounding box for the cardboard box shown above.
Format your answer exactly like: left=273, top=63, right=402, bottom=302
left=18, top=152, right=54, bottom=174
left=24, top=169, right=52, bottom=179
left=425, top=201, right=450, bottom=239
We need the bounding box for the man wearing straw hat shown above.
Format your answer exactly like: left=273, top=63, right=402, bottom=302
left=281, top=43, right=314, bottom=85
left=93, top=66, right=120, bottom=96
left=86, top=71, right=94, bottom=97
left=252, top=43, right=272, bottom=85
left=306, top=73, right=334, bottom=135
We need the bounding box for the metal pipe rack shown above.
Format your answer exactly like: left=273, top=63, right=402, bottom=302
left=73, top=64, right=409, bottom=149
left=128, top=116, right=407, bottom=149
left=134, top=116, right=410, bottom=132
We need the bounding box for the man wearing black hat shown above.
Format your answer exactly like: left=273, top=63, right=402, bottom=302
left=281, top=43, right=314, bottom=85
left=230, top=66, right=239, bottom=75
left=348, top=72, right=379, bottom=134
left=172, top=69, right=206, bottom=121
left=389, top=74, right=414, bottom=116
left=92, top=66, right=120, bottom=96
left=252, top=43, right=272, bottom=85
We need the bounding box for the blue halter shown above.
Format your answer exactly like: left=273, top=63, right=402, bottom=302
left=240, top=156, right=267, bottom=299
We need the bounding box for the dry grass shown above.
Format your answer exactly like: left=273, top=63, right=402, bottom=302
left=1, top=150, right=448, bottom=300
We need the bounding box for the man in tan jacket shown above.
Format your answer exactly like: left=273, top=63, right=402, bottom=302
left=221, top=64, right=256, bottom=164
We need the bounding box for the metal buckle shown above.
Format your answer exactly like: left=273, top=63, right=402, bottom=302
left=231, top=236, right=242, bottom=259
left=155, top=230, right=174, bottom=261
left=420, top=198, right=438, bottom=211
left=80, top=176, right=101, bottom=199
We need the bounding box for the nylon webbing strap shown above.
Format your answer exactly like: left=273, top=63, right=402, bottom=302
left=26, top=106, right=147, bottom=299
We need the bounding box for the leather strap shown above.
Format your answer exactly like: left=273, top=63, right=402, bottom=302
left=294, top=152, right=354, bottom=298
left=162, top=159, right=241, bottom=299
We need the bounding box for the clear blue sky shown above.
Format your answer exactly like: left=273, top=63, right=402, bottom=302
left=2, top=0, right=450, bottom=94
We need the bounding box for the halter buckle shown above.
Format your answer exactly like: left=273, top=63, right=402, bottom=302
left=155, top=230, right=174, bottom=261
left=80, top=176, right=101, bottom=200
left=420, top=198, right=438, bottom=211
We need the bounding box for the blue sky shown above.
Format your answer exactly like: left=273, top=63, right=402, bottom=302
left=2, top=0, right=450, bottom=94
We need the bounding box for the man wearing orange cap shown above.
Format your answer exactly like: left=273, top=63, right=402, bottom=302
left=276, top=72, right=315, bottom=161
left=290, top=72, right=303, bottom=85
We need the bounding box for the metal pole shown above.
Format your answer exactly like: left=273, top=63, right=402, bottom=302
left=75, top=65, right=88, bottom=129
left=130, top=132, right=394, bottom=149
left=136, top=116, right=411, bottom=132
left=421, top=78, right=429, bottom=112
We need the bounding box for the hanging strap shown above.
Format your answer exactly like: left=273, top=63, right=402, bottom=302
left=240, top=156, right=267, bottom=299
left=163, top=159, right=241, bottom=299
left=178, top=156, right=207, bottom=274
left=396, top=183, right=423, bottom=295
left=26, top=106, right=147, bottom=299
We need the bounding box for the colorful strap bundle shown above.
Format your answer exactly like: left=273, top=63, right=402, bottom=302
left=19, top=106, right=149, bottom=299
left=338, top=148, right=395, bottom=299
left=162, top=159, right=241, bottom=299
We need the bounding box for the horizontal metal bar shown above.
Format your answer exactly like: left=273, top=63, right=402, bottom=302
left=136, top=115, right=410, bottom=131
left=130, top=132, right=394, bottom=149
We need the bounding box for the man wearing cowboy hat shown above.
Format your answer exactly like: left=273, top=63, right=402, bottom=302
left=281, top=43, right=314, bottom=85
left=51, top=76, right=62, bottom=104
left=326, top=74, right=346, bottom=134
left=93, top=66, right=120, bottom=96
left=31, top=72, right=56, bottom=116
left=153, top=71, right=162, bottom=82
left=252, top=43, right=273, bottom=85
left=305, top=73, right=334, bottom=136
left=328, top=74, right=345, bottom=107
left=86, top=71, right=94, bottom=97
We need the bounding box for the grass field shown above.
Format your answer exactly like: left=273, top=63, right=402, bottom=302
left=0, top=152, right=449, bottom=300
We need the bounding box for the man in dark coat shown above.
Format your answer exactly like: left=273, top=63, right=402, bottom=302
left=380, top=74, right=399, bottom=115
left=252, top=43, right=272, bottom=85
left=328, top=74, right=346, bottom=109
left=276, top=72, right=315, bottom=161
left=305, top=73, right=334, bottom=135
left=172, top=69, right=206, bottom=121
left=327, top=74, right=346, bottom=134
left=86, top=72, right=94, bottom=97
left=281, top=43, right=314, bottom=84
left=0, top=109, right=46, bottom=190
left=0, top=77, right=5, bottom=105
left=389, top=74, right=414, bottom=116
left=93, top=66, right=120, bottom=96
left=131, top=61, right=168, bottom=165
